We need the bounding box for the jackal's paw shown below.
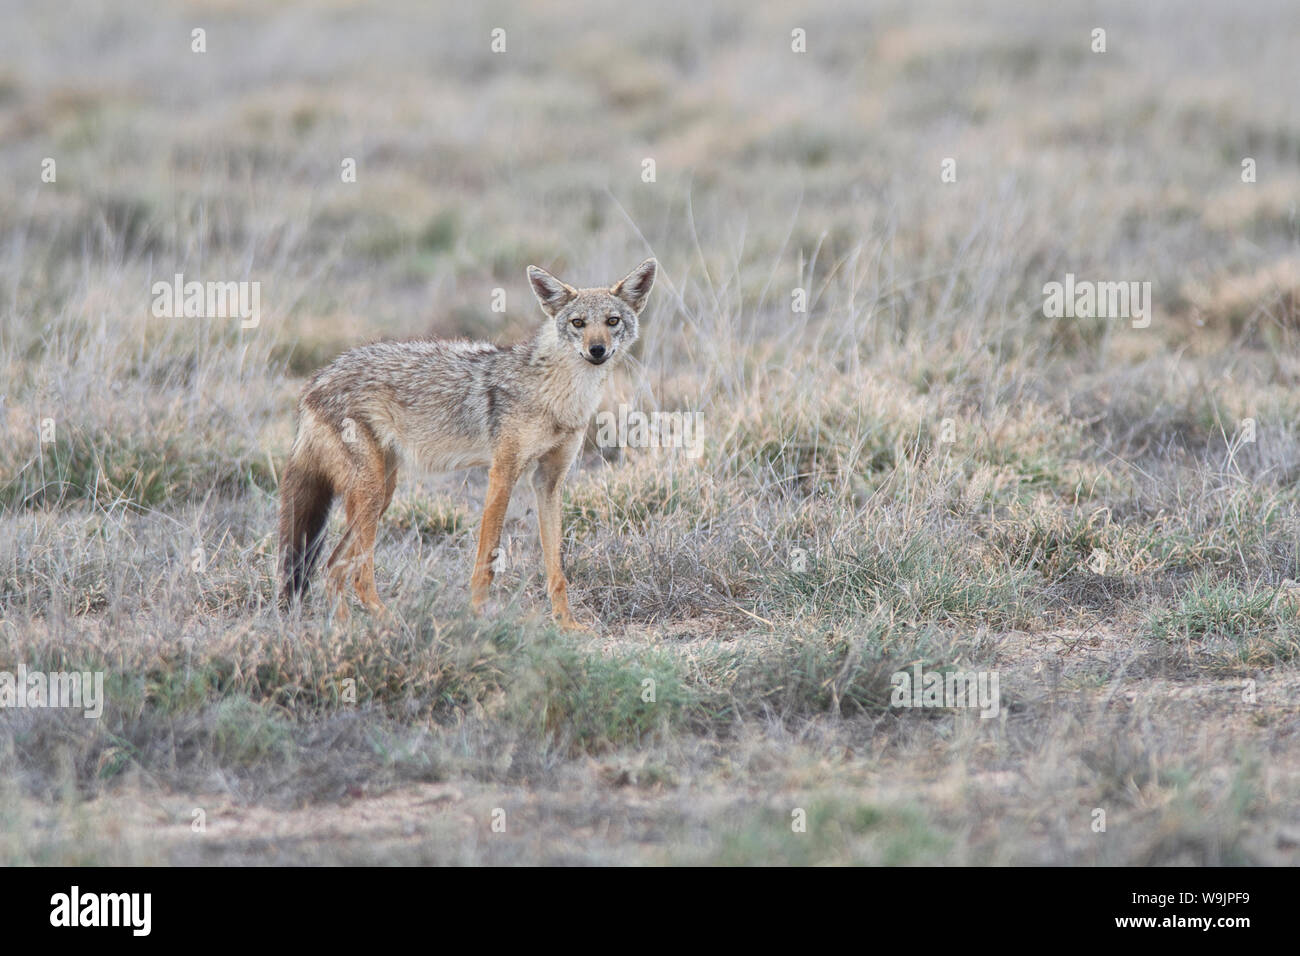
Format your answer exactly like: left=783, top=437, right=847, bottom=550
left=555, top=612, right=595, bottom=635
left=330, top=599, right=352, bottom=626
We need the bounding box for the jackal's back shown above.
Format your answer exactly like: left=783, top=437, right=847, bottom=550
left=300, top=338, right=563, bottom=472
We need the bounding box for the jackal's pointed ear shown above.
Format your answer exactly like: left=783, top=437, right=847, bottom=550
left=527, top=265, right=578, bottom=316
left=610, top=258, right=657, bottom=313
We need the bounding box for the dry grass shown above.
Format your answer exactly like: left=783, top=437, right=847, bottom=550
left=2, top=0, right=1299, bottom=864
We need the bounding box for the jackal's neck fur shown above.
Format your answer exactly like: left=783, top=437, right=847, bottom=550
left=523, top=321, right=611, bottom=429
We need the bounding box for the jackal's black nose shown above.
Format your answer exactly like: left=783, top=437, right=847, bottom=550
left=588, top=344, right=606, bottom=360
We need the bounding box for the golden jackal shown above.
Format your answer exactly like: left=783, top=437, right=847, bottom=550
left=278, top=258, right=658, bottom=627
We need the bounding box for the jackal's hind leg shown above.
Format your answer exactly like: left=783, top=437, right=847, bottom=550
left=326, top=444, right=393, bottom=619
left=324, top=525, right=356, bottom=622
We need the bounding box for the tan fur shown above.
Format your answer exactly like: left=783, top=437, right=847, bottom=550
left=278, top=258, right=658, bottom=627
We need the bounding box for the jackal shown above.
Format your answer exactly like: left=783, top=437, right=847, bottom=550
left=278, top=258, right=658, bottom=627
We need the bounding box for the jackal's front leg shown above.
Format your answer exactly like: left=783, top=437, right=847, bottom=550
left=533, top=437, right=583, bottom=629
left=470, top=446, right=522, bottom=613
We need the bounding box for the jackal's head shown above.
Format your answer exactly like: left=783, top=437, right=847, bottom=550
left=527, top=259, right=657, bottom=367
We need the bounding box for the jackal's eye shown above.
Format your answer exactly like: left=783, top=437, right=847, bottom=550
left=571, top=317, right=585, bottom=329
left=606, top=315, right=620, bottom=327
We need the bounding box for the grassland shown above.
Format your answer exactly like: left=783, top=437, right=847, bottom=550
left=1, top=0, right=1299, bottom=864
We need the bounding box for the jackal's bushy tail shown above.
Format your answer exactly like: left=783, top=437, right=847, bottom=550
left=278, top=453, right=334, bottom=604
